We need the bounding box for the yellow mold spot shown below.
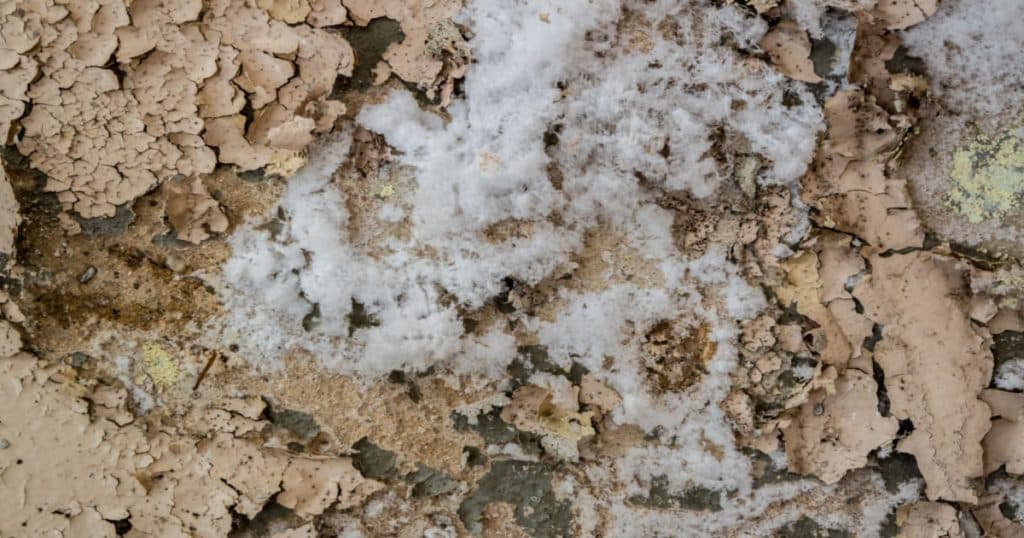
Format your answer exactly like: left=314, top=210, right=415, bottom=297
left=141, top=342, right=180, bottom=387
left=946, top=127, right=1024, bottom=224
left=376, top=183, right=396, bottom=198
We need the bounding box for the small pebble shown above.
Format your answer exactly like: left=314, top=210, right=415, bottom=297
left=78, top=266, right=97, bottom=284
left=0, top=438, right=9, bottom=449
left=165, top=254, right=186, bottom=273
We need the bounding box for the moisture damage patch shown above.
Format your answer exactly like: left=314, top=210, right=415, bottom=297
left=1, top=0, right=1024, bottom=537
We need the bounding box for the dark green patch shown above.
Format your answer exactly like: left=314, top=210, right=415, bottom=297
left=508, top=345, right=565, bottom=388
left=459, top=460, right=572, bottom=537
left=150, top=231, right=192, bottom=249
left=302, top=303, right=321, bottom=332
left=1000, top=498, right=1022, bottom=522
left=876, top=452, right=923, bottom=494
left=993, top=331, right=1024, bottom=371
left=387, top=370, right=422, bottom=403
left=72, top=203, right=136, bottom=236
left=878, top=507, right=899, bottom=538
left=884, top=46, right=928, bottom=77
left=334, top=18, right=405, bottom=95
left=237, top=168, right=275, bottom=183
left=65, top=351, right=92, bottom=369
left=228, top=498, right=304, bottom=538
left=351, top=437, right=398, bottom=480
left=348, top=299, right=380, bottom=336
left=463, top=445, right=486, bottom=467
left=566, top=361, right=589, bottom=385
left=627, top=475, right=722, bottom=512
left=872, top=356, right=891, bottom=417
left=775, top=515, right=852, bottom=538
left=404, top=463, right=459, bottom=497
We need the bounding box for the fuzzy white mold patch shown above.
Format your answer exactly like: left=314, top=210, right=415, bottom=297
left=217, top=0, right=821, bottom=378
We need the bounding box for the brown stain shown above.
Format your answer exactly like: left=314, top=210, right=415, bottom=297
left=642, top=321, right=717, bottom=393
left=10, top=165, right=282, bottom=358
left=214, top=353, right=491, bottom=479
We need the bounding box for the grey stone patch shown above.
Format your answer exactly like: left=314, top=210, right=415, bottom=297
left=626, top=475, right=722, bottom=512
left=745, top=449, right=802, bottom=490
left=451, top=408, right=543, bottom=455
left=458, top=460, right=572, bottom=537
left=151, top=231, right=193, bottom=249
left=73, top=203, right=136, bottom=237
left=65, top=352, right=92, bottom=368
left=267, top=406, right=321, bottom=441
left=404, top=463, right=459, bottom=498
left=237, top=168, right=273, bottom=183
left=78, top=266, right=97, bottom=284
left=351, top=437, right=398, bottom=480
left=775, top=515, right=852, bottom=538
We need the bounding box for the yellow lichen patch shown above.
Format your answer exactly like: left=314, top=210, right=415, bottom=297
left=947, top=127, right=1024, bottom=224
left=141, top=341, right=180, bottom=387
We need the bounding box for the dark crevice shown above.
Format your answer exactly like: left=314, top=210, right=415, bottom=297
left=333, top=17, right=405, bottom=95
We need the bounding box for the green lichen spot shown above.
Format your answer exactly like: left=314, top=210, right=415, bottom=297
left=141, top=342, right=179, bottom=387
left=946, top=127, right=1024, bottom=224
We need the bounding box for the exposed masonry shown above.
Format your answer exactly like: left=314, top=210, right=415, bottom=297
left=1, top=0, right=1023, bottom=536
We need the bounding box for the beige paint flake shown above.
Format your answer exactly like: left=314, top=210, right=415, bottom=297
left=974, top=494, right=1024, bottom=538
left=2, top=0, right=353, bottom=219
left=853, top=252, right=992, bottom=502
left=344, top=0, right=468, bottom=101
left=0, top=354, right=381, bottom=536
left=500, top=384, right=596, bottom=461
left=803, top=90, right=923, bottom=251
left=163, top=176, right=229, bottom=244
left=0, top=166, right=17, bottom=269
left=981, top=389, right=1024, bottom=475
left=872, top=0, right=938, bottom=30
left=307, top=0, right=347, bottom=27
left=0, top=319, right=20, bottom=356
left=896, top=501, right=963, bottom=538
left=783, top=369, right=897, bottom=483
left=278, top=457, right=383, bottom=519
left=258, top=0, right=312, bottom=24
left=578, top=374, right=622, bottom=413
left=775, top=250, right=856, bottom=368
left=759, top=20, right=822, bottom=84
